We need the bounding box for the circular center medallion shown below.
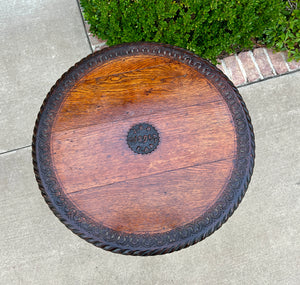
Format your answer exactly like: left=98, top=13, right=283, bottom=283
left=127, top=123, right=160, bottom=154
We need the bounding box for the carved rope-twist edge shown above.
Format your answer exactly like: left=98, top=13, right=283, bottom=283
left=32, top=42, right=255, bottom=256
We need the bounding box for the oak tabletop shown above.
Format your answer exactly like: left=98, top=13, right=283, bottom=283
left=33, top=42, right=255, bottom=256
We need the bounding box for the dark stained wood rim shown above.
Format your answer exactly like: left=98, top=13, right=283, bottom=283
left=32, top=42, right=255, bottom=256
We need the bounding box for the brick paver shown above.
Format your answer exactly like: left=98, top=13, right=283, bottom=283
left=281, top=51, right=300, bottom=71
left=216, top=62, right=225, bottom=74
left=238, top=51, right=261, bottom=83
left=84, top=22, right=107, bottom=51
left=223, top=55, right=246, bottom=86
left=266, top=49, right=289, bottom=75
left=287, top=60, right=300, bottom=71
left=253, top=48, right=274, bottom=78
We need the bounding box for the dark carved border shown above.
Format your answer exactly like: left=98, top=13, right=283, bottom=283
left=32, top=42, right=255, bottom=256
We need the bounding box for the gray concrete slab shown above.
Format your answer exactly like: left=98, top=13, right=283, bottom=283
left=0, top=0, right=91, bottom=153
left=0, top=72, right=299, bottom=284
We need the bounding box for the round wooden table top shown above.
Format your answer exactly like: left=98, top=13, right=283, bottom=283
left=33, top=43, right=255, bottom=256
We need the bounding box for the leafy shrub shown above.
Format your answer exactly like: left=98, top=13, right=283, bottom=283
left=260, top=1, right=300, bottom=61
left=80, top=0, right=286, bottom=63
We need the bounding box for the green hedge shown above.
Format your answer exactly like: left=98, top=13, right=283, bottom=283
left=81, top=0, right=299, bottom=63
left=259, top=1, right=300, bottom=61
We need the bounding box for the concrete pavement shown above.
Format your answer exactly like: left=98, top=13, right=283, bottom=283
left=1, top=0, right=299, bottom=284
left=0, top=0, right=91, bottom=153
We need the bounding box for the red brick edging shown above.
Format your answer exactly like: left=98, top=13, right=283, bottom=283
left=84, top=22, right=300, bottom=87
left=217, top=49, right=300, bottom=87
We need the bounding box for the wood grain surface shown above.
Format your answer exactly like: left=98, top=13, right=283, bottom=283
left=33, top=43, right=255, bottom=255
left=50, top=54, right=236, bottom=234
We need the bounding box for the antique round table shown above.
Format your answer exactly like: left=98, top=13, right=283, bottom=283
left=32, top=43, right=255, bottom=256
